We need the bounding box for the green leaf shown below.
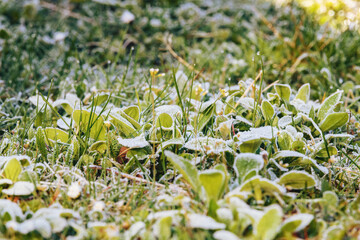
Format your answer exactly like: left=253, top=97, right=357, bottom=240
left=275, top=84, right=291, bottom=102
left=277, top=131, right=293, bottom=150
left=73, top=110, right=106, bottom=140
left=256, top=205, right=283, bottom=240
left=234, top=153, right=264, bottom=183
left=240, top=176, right=286, bottom=196
left=123, top=106, right=140, bottom=122
left=156, top=113, right=174, bottom=129
left=92, top=93, right=109, bottom=106
left=197, top=103, right=215, bottom=132
left=44, top=128, right=69, bottom=146
left=323, top=225, right=345, bottom=240
left=278, top=171, right=316, bottom=189
left=118, top=106, right=141, bottom=130
left=2, top=158, right=22, bottom=182
left=261, top=100, right=274, bottom=122
left=158, top=216, right=172, bottom=240
left=199, top=169, right=225, bottom=201
left=280, top=214, right=314, bottom=233
left=316, top=146, right=337, bottom=158
left=319, top=112, right=348, bottom=132
left=110, top=112, right=137, bottom=137
left=323, top=191, right=339, bottom=207
left=164, top=151, right=200, bottom=191
left=89, top=141, right=107, bottom=153
left=318, top=91, right=342, bottom=120
left=295, top=83, right=310, bottom=103
left=239, top=139, right=262, bottom=153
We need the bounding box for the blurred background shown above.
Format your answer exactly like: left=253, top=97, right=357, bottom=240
left=0, top=0, right=359, bottom=100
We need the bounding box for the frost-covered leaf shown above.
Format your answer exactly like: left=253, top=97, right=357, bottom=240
left=92, top=93, right=110, bottom=106
left=199, top=169, right=225, bottom=201
left=89, top=141, right=107, bottom=153
left=154, top=216, right=172, bottom=240
left=234, top=153, right=264, bottom=183
left=213, top=230, right=240, bottom=240
left=156, top=112, right=174, bottom=129
left=2, top=157, right=22, bottom=182
left=278, top=171, right=316, bottom=189
left=275, top=84, right=291, bottom=102
left=261, top=100, right=274, bottom=122
left=318, top=91, right=342, bottom=120
left=185, top=137, right=231, bottom=154
left=325, top=133, right=354, bottom=140
left=319, top=112, right=349, bottom=132
left=155, top=105, right=182, bottom=118
left=44, top=127, right=69, bottom=146
left=187, top=214, right=226, bottom=229
left=0, top=199, right=24, bottom=220
left=236, top=126, right=278, bottom=142
left=272, top=150, right=328, bottom=174
left=280, top=213, right=314, bottom=233
left=117, top=135, right=150, bottom=149
left=323, top=191, right=339, bottom=207
left=255, top=205, right=283, bottom=240
left=6, top=218, right=52, bottom=238
left=196, top=103, right=215, bottom=131
left=295, top=83, right=310, bottom=103
left=0, top=155, right=30, bottom=168
left=156, top=138, right=184, bottom=154
left=240, top=176, right=286, bottom=195
left=110, top=112, right=137, bottom=137
left=164, top=151, right=200, bottom=191
left=73, top=109, right=106, bottom=140
left=2, top=181, right=35, bottom=196
left=322, top=225, right=345, bottom=240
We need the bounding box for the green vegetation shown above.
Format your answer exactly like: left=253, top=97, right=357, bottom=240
left=1, top=0, right=360, bottom=239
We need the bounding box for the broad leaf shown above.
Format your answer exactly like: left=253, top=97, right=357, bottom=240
left=110, top=112, right=137, bottom=137
left=319, top=112, right=348, bottom=132
left=199, top=169, right=225, bottom=201
left=2, top=181, right=35, bottom=196
left=278, top=171, right=316, bottom=189
left=256, top=205, right=283, bottom=240
left=261, top=100, right=274, bottom=122
left=275, top=84, right=291, bottom=102
left=295, top=83, right=310, bottom=103
left=164, top=151, right=200, bottom=191
left=280, top=213, right=314, bottom=233
left=234, top=153, right=264, bottom=183
left=2, top=158, right=22, bottom=182
left=72, top=110, right=106, bottom=140
left=44, top=128, right=69, bottom=146
left=318, top=91, right=342, bottom=120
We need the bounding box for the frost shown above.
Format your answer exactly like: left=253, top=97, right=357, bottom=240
left=2, top=181, right=35, bottom=196
left=236, top=126, right=278, bottom=142
left=213, top=230, right=241, bottom=240
left=185, top=137, right=232, bottom=154
left=67, top=182, right=82, bottom=199
left=121, top=10, right=135, bottom=23
left=117, top=135, right=150, bottom=148
left=155, top=105, right=182, bottom=117
left=187, top=214, right=226, bottom=229
left=0, top=199, right=24, bottom=220
left=125, top=221, right=145, bottom=239
left=278, top=116, right=292, bottom=128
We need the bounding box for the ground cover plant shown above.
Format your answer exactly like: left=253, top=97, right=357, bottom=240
left=1, top=0, right=360, bottom=239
